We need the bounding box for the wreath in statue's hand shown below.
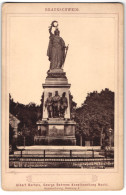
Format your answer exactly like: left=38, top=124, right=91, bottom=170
left=51, top=21, right=58, bottom=28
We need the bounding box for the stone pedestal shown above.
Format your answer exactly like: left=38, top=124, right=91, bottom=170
left=34, top=69, right=76, bottom=145
left=43, top=69, right=71, bottom=119
left=34, top=119, right=76, bottom=145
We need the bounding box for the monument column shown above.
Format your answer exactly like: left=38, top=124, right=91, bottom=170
left=34, top=21, right=76, bottom=145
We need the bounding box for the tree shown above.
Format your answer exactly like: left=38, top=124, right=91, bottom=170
left=75, top=88, right=114, bottom=146
left=9, top=93, right=42, bottom=145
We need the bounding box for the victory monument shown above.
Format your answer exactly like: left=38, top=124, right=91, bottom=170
left=34, top=21, right=76, bottom=145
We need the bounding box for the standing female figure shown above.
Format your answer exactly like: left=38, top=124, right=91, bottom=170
left=47, top=21, right=67, bottom=70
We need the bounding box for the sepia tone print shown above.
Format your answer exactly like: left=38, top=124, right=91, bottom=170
left=9, top=20, right=114, bottom=169
left=2, top=3, right=123, bottom=191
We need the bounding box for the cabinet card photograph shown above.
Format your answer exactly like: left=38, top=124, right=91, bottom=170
left=2, top=3, right=123, bottom=191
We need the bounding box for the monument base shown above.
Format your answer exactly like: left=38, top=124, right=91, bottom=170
left=34, top=119, right=76, bottom=146
left=34, top=136, right=76, bottom=145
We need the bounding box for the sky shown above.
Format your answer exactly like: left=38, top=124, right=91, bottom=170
left=9, top=15, right=115, bottom=107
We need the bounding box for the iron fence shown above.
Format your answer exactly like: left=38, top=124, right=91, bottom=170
left=9, top=149, right=114, bottom=168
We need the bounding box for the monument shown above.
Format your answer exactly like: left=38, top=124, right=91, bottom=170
left=34, top=21, right=76, bottom=145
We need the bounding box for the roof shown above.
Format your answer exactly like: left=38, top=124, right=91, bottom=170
left=9, top=113, right=20, bottom=128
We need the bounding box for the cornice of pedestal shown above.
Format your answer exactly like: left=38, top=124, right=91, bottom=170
left=43, top=69, right=71, bottom=88
left=36, top=119, right=76, bottom=125
left=42, top=83, right=71, bottom=88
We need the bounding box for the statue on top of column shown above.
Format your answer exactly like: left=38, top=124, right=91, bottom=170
left=47, top=21, right=68, bottom=70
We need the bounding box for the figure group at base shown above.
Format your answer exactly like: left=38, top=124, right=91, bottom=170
left=45, top=91, right=68, bottom=119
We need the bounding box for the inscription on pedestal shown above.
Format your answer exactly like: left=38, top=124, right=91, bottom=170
left=48, top=125, right=64, bottom=137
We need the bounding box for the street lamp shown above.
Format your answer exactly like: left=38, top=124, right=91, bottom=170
left=108, top=128, right=112, bottom=149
